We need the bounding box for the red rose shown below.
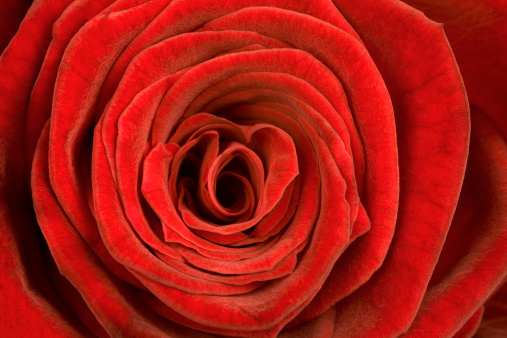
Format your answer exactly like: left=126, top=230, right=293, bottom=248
left=1, top=0, right=506, bottom=336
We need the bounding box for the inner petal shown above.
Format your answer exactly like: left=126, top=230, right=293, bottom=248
left=197, top=142, right=264, bottom=225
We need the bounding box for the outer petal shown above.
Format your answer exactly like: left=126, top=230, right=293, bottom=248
left=0, top=0, right=85, bottom=336
left=401, top=0, right=507, bottom=334
left=402, top=0, right=507, bottom=142
left=330, top=0, right=470, bottom=336
left=404, top=110, right=507, bottom=336
left=0, top=0, right=31, bottom=53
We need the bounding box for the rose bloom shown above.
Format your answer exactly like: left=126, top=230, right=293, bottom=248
left=0, top=0, right=506, bottom=336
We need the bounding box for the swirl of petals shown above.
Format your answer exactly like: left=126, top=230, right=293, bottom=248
left=0, top=0, right=477, bottom=336
left=27, top=0, right=397, bottom=333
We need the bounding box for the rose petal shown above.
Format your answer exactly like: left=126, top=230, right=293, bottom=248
left=402, top=0, right=507, bottom=142
left=404, top=109, right=507, bottom=336
left=327, top=0, right=469, bottom=335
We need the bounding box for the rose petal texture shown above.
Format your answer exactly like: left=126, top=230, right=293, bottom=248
left=0, top=0, right=505, bottom=337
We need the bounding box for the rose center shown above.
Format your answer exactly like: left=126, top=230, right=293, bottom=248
left=215, top=173, right=245, bottom=209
